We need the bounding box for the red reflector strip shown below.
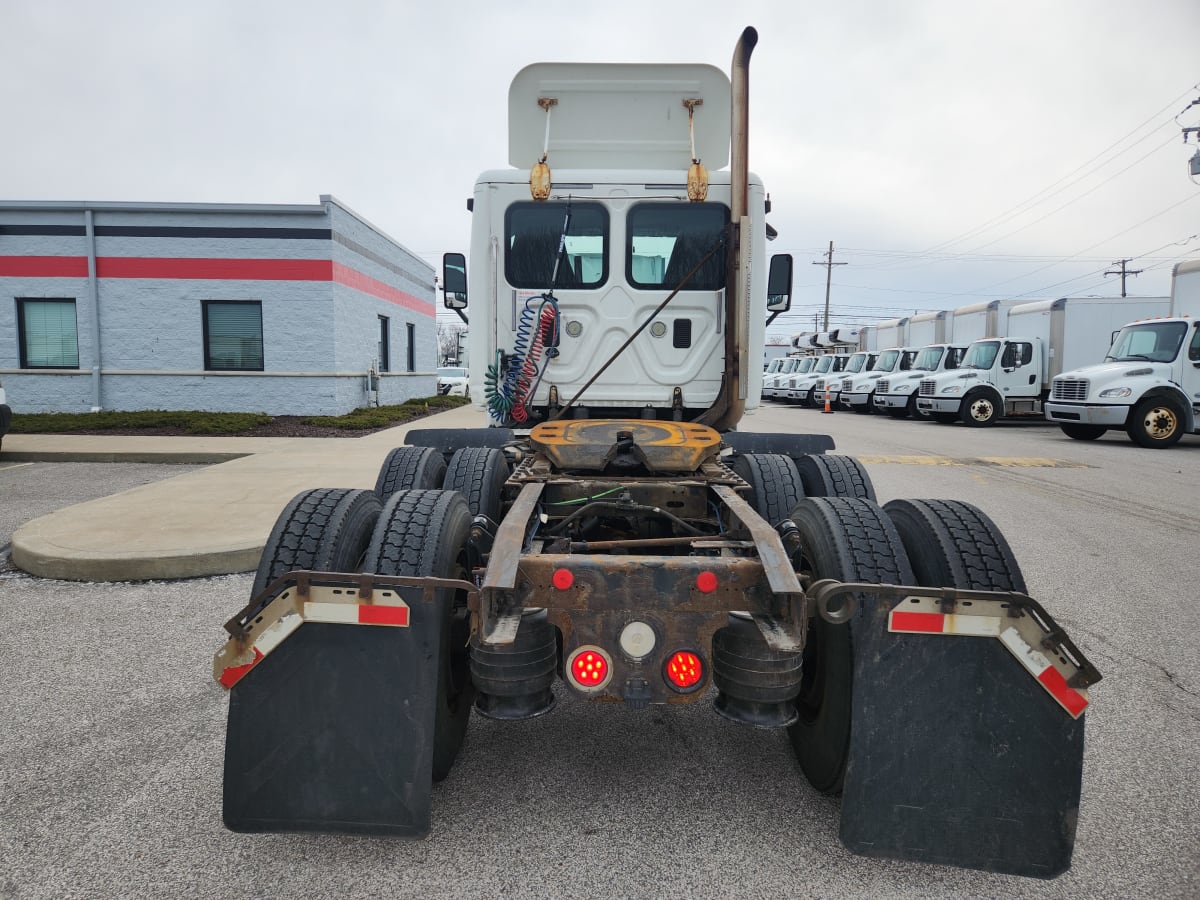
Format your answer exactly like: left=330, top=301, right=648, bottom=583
left=1000, top=626, right=1089, bottom=719
left=358, top=603, right=410, bottom=626
left=890, top=610, right=945, bottom=633
left=219, top=647, right=263, bottom=689
left=1038, top=665, right=1090, bottom=718
left=303, top=601, right=410, bottom=627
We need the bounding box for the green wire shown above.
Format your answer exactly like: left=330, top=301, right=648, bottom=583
left=546, top=485, right=629, bottom=506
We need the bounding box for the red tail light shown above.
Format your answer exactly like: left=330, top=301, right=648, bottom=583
left=664, top=650, right=704, bottom=692
left=566, top=646, right=612, bottom=691
left=695, top=571, right=719, bottom=593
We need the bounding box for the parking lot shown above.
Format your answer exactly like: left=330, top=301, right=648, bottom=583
left=1, top=409, right=1197, bottom=899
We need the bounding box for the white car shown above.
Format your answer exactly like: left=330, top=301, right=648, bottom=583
left=436, top=366, right=470, bottom=398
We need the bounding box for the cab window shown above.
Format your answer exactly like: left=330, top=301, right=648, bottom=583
left=505, top=202, right=608, bottom=290
left=627, top=202, right=728, bottom=290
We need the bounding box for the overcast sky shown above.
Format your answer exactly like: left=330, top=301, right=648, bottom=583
left=3, top=0, right=1198, bottom=339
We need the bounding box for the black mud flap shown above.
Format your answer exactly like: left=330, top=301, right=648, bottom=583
left=721, top=431, right=835, bottom=458
left=840, top=605, right=1085, bottom=879
left=223, top=621, right=439, bottom=835
left=406, top=427, right=515, bottom=457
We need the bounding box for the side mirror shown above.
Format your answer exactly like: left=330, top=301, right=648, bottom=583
left=767, top=254, right=793, bottom=313
left=442, top=252, right=468, bottom=309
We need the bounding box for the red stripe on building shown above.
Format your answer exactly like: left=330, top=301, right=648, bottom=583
left=219, top=647, right=264, bottom=689
left=3, top=255, right=434, bottom=316
left=96, top=257, right=333, bottom=280
left=1037, top=665, right=1089, bottom=717
left=0, top=256, right=89, bottom=277
left=332, top=262, right=432, bottom=316
left=357, top=604, right=410, bottom=627
left=889, top=611, right=946, bottom=633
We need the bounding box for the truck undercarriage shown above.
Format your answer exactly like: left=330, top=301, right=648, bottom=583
left=216, top=420, right=1099, bottom=879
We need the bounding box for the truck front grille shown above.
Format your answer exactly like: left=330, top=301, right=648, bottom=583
left=876, top=379, right=890, bottom=393
left=919, top=379, right=937, bottom=396
left=1052, top=379, right=1089, bottom=401
left=841, top=378, right=853, bottom=392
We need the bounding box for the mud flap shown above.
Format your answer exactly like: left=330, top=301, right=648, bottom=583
left=839, top=603, right=1085, bottom=879
left=223, top=621, right=440, bottom=835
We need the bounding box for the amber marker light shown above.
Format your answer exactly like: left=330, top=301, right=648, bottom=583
left=664, top=650, right=704, bottom=692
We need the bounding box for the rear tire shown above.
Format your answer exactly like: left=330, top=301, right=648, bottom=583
left=1060, top=423, right=1107, bottom=441
left=786, top=498, right=914, bottom=794
left=443, top=447, right=509, bottom=522
left=1126, top=396, right=1185, bottom=448
left=731, top=453, right=805, bottom=526
left=883, top=499, right=1025, bottom=592
left=365, top=490, right=475, bottom=782
left=794, top=454, right=876, bottom=501
left=250, top=488, right=382, bottom=600
left=375, top=446, right=446, bottom=499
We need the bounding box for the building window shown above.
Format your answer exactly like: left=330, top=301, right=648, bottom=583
left=406, top=323, right=416, bottom=372
left=378, top=316, right=390, bottom=372
left=203, top=300, right=263, bottom=371
left=17, top=298, right=79, bottom=368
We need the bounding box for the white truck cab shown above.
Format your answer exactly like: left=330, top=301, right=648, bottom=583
left=788, top=352, right=848, bottom=404
left=441, top=61, right=792, bottom=426
left=873, top=343, right=966, bottom=418
left=812, top=350, right=874, bottom=408
left=765, top=355, right=808, bottom=399
left=775, top=355, right=816, bottom=400
left=840, top=347, right=917, bottom=413
left=1045, top=261, right=1200, bottom=448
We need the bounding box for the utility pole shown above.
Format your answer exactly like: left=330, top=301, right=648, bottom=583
left=1104, top=259, right=1143, bottom=298
left=812, top=241, right=847, bottom=330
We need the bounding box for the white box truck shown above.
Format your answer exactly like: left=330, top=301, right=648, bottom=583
left=874, top=316, right=909, bottom=351
left=840, top=346, right=920, bottom=413
left=918, top=296, right=1170, bottom=426
left=807, top=349, right=877, bottom=407
left=1045, top=260, right=1200, bottom=447
left=786, top=351, right=849, bottom=403
left=873, top=342, right=967, bottom=418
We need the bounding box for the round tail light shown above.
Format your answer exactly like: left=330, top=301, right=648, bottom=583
left=664, top=650, right=705, bottom=693
left=566, top=645, right=613, bottom=692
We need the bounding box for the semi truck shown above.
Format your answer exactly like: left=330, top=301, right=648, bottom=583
left=214, top=29, right=1100, bottom=880
left=1045, top=260, right=1200, bottom=447
left=917, top=296, right=1170, bottom=426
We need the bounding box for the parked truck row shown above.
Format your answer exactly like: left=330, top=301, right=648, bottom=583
left=765, top=266, right=1198, bottom=448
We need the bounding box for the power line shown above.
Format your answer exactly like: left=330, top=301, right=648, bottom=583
left=905, top=81, right=1200, bottom=258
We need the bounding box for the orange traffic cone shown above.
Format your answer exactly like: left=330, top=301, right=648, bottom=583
left=822, top=386, right=833, bottom=413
